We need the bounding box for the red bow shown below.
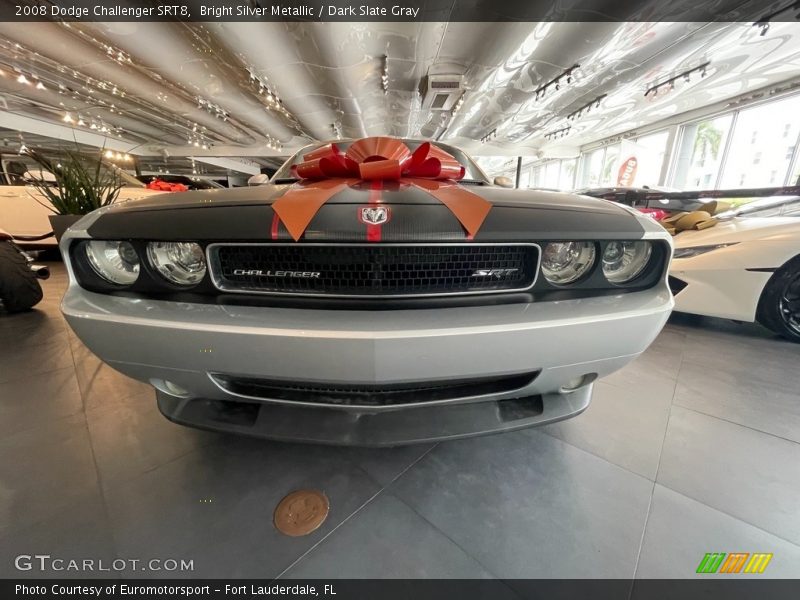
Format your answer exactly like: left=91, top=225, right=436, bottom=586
left=292, top=137, right=466, bottom=181
left=272, top=137, right=491, bottom=241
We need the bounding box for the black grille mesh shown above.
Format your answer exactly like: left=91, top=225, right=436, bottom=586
left=211, top=372, right=539, bottom=407
left=210, top=244, right=538, bottom=297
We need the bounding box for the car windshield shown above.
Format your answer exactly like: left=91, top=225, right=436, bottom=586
left=272, top=139, right=489, bottom=183
left=717, top=196, right=800, bottom=219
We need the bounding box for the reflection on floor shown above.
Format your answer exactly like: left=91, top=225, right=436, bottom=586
left=2, top=263, right=800, bottom=580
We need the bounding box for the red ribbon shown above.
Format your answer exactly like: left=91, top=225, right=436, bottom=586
left=272, top=137, right=491, bottom=241
left=146, top=178, right=189, bottom=192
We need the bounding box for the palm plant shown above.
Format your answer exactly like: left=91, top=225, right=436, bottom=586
left=692, top=121, right=723, bottom=165
left=24, top=148, right=123, bottom=215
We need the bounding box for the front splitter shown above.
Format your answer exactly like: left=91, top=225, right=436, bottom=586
left=155, top=384, right=592, bottom=447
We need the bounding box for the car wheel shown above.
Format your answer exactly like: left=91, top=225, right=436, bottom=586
left=757, top=255, right=800, bottom=343
left=0, top=240, right=43, bottom=313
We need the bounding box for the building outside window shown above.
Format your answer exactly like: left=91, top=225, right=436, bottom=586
left=670, top=114, right=734, bottom=190
left=718, top=94, right=800, bottom=188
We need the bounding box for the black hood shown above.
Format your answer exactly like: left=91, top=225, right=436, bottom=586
left=88, top=182, right=645, bottom=242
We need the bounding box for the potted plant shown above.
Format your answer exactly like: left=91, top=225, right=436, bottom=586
left=24, top=148, right=123, bottom=242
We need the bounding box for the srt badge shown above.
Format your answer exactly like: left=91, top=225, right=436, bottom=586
left=359, top=206, right=390, bottom=225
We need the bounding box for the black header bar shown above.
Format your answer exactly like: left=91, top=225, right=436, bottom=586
left=5, top=579, right=800, bottom=600
left=2, top=0, right=799, bottom=22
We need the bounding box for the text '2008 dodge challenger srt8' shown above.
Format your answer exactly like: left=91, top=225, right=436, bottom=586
left=61, top=138, right=673, bottom=445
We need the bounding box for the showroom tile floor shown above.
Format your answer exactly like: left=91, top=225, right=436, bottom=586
left=2, top=263, right=800, bottom=580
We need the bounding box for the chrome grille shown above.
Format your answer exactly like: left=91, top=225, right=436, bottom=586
left=207, top=243, right=539, bottom=298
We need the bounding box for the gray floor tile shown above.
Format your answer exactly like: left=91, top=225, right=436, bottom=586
left=636, top=485, right=800, bottom=578
left=391, top=430, right=653, bottom=578
left=0, top=306, right=67, bottom=333
left=658, top=406, right=800, bottom=546
left=0, top=413, right=100, bottom=534
left=673, top=359, right=800, bottom=443
left=0, top=491, right=117, bottom=579
left=103, top=437, right=382, bottom=578
left=602, top=347, right=682, bottom=392
left=283, top=492, right=496, bottom=579
left=0, top=366, right=83, bottom=435
left=339, top=443, right=436, bottom=487
left=70, top=339, right=152, bottom=412
left=0, top=317, right=69, bottom=350
left=541, top=378, right=675, bottom=480
left=0, top=333, right=75, bottom=384
left=86, top=390, right=221, bottom=487
left=681, top=324, right=800, bottom=386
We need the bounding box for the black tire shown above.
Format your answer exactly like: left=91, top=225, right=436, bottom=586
left=756, top=255, right=800, bottom=343
left=0, top=240, right=43, bottom=312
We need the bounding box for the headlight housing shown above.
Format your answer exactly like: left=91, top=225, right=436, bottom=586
left=540, top=242, right=596, bottom=285
left=673, top=243, right=738, bottom=259
left=602, top=241, right=652, bottom=284
left=84, top=240, right=140, bottom=285
left=147, top=242, right=206, bottom=286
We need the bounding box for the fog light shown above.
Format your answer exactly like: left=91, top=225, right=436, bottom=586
left=153, top=379, right=191, bottom=397
left=559, top=373, right=597, bottom=393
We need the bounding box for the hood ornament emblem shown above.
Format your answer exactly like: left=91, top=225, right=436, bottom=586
left=359, top=206, right=390, bottom=225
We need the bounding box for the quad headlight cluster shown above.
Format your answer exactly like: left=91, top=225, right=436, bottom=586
left=82, top=240, right=206, bottom=288
left=540, top=240, right=654, bottom=286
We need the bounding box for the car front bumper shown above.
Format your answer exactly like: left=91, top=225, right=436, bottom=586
left=62, top=285, right=672, bottom=445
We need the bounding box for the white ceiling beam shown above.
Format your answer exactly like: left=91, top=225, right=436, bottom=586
left=0, top=111, right=143, bottom=153
left=191, top=156, right=261, bottom=175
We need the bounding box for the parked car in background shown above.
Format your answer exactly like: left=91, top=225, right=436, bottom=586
left=0, top=227, right=47, bottom=312
left=136, top=174, right=225, bottom=191
left=575, top=186, right=701, bottom=215
left=0, top=153, right=161, bottom=248
left=60, top=136, right=673, bottom=445
left=670, top=195, right=800, bottom=342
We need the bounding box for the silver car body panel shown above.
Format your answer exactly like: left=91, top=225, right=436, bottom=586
left=59, top=213, right=673, bottom=445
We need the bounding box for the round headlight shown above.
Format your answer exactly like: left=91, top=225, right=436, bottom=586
left=602, top=241, right=652, bottom=284
left=84, top=240, right=140, bottom=285
left=147, top=242, right=206, bottom=286
left=541, top=242, right=596, bottom=285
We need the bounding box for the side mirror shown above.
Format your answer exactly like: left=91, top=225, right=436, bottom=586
left=247, top=173, right=270, bottom=186
left=494, top=176, right=514, bottom=188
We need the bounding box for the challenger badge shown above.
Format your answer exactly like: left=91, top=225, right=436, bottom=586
left=359, top=206, right=390, bottom=225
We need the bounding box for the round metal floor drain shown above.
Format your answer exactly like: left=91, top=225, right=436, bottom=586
left=273, top=489, right=329, bottom=537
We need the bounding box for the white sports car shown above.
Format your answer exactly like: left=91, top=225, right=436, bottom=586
left=670, top=196, right=800, bottom=342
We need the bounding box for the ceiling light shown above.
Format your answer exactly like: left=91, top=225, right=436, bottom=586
left=63, top=113, right=74, bottom=123
left=35, top=81, right=45, bottom=90
left=17, top=74, right=29, bottom=84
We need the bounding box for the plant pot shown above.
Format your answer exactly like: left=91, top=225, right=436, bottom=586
left=48, top=214, right=84, bottom=244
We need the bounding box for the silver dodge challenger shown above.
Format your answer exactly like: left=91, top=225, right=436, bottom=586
left=61, top=138, right=673, bottom=445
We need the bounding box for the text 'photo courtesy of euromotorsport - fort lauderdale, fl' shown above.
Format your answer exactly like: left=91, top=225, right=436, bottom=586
left=1, top=0, right=800, bottom=599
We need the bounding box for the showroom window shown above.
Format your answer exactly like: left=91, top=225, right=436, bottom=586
left=670, top=114, right=734, bottom=190
left=473, top=156, right=518, bottom=182
left=578, top=147, right=605, bottom=187
left=523, top=158, right=578, bottom=190
left=718, top=94, right=800, bottom=188
left=578, top=144, right=623, bottom=188
left=631, top=130, right=670, bottom=187
left=559, top=158, right=577, bottom=189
